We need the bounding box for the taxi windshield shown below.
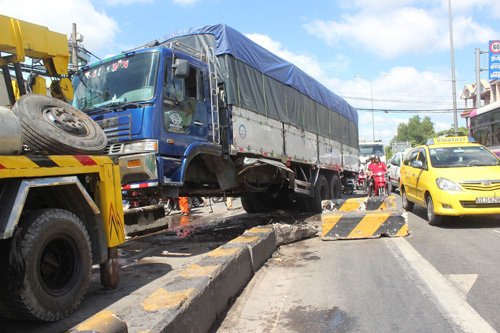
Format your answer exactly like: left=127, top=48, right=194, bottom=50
left=429, top=146, right=500, bottom=168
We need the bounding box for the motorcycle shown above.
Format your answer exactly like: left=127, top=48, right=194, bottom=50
left=356, top=172, right=367, bottom=190
left=342, top=177, right=355, bottom=195
left=370, top=171, right=390, bottom=196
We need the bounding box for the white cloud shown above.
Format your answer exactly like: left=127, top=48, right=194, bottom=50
left=104, top=0, right=153, bottom=4
left=172, top=0, right=199, bottom=6
left=0, top=0, right=119, bottom=55
left=303, top=2, right=500, bottom=58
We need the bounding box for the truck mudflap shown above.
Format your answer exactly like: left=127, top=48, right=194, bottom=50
left=321, top=195, right=408, bottom=240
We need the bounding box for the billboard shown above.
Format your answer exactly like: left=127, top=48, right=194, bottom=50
left=489, top=40, right=500, bottom=80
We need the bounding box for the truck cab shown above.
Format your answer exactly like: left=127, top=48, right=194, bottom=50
left=73, top=45, right=225, bottom=205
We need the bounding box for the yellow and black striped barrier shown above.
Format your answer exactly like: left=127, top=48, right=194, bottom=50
left=321, top=196, right=408, bottom=240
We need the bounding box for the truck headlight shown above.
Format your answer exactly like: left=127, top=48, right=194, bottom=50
left=436, top=178, right=462, bottom=191
left=123, top=140, right=158, bottom=154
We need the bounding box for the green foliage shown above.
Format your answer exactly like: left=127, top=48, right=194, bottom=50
left=390, top=115, right=435, bottom=146
left=435, top=126, right=468, bottom=137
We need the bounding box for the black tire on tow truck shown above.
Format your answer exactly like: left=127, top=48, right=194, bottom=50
left=13, top=94, right=107, bottom=155
left=0, top=209, right=92, bottom=321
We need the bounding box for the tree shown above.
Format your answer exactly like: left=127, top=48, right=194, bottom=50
left=391, top=115, right=435, bottom=147
left=435, top=126, right=468, bottom=137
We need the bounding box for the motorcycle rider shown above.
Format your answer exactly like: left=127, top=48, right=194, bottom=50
left=367, top=156, right=388, bottom=197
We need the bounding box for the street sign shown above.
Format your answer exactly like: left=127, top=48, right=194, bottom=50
left=489, top=40, right=500, bottom=80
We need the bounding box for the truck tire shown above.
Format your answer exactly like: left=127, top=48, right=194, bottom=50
left=241, top=194, right=272, bottom=213
left=309, top=174, right=329, bottom=213
left=0, top=209, right=92, bottom=321
left=329, top=174, right=342, bottom=199
left=12, top=94, right=107, bottom=155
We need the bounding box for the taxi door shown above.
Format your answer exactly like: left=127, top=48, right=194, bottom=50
left=401, top=148, right=421, bottom=202
left=413, top=148, right=429, bottom=206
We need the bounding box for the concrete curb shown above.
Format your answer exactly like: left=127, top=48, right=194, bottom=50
left=70, top=223, right=316, bottom=333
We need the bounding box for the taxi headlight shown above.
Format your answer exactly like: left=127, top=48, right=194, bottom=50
left=436, top=178, right=462, bottom=191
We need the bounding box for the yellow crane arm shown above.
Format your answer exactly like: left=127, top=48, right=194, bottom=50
left=0, top=14, right=70, bottom=76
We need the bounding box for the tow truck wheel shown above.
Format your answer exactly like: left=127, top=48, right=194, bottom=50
left=309, top=174, right=329, bottom=213
left=0, top=209, right=92, bottom=321
left=13, top=94, right=107, bottom=155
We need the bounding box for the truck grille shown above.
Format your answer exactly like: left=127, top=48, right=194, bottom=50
left=105, top=143, right=124, bottom=155
left=96, top=114, right=132, bottom=143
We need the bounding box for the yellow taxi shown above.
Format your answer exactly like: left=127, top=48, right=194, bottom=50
left=399, top=136, right=500, bottom=225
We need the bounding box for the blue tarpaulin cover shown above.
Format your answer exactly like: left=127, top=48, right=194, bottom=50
left=158, top=24, right=358, bottom=125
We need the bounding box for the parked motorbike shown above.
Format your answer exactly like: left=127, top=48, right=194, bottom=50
left=342, top=177, right=355, bottom=195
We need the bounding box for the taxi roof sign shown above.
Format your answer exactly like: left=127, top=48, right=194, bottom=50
left=426, top=136, right=476, bottom=145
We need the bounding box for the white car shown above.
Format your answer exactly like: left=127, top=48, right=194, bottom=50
left=387, top=151, right=406, bottom=192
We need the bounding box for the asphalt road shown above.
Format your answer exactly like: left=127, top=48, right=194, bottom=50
left=216, top=192, right=500, bottom=332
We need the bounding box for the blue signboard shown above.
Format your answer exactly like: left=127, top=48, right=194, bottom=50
left=490, top=40, right=500, bottom=80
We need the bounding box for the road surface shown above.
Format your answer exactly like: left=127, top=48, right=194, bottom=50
left=216, top=193, right=500, bottom=332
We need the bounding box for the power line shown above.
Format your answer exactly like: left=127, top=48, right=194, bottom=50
left=355, top=108, right=470, bottom=114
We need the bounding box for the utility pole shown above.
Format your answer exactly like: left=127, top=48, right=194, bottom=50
left=72, top=23, right=78, bottom=69
left=448, top=0, right=458, bottom=136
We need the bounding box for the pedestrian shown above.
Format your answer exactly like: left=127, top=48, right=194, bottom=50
left=227, top=197, right=233, bottom=210
left=179, top=197, right=190, bottom=216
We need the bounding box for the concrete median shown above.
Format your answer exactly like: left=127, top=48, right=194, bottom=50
left=321, top=196, right=409, bottom=240
left=69, top=222, right=318, bottom=333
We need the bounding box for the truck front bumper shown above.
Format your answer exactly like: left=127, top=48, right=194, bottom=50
left=119, top=153, right=158, bottom=185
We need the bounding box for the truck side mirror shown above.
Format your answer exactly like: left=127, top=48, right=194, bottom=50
left=173, top=59, right=190, bottom=79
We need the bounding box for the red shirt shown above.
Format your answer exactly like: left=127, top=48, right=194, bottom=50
left=368, top=163, right=386, bottom=174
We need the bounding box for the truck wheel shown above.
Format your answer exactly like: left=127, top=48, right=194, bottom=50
left=329, top=175, right=342, bottom=199
left=241, top=194, right=272, bottom=213
left=309, top=175, right=329, bottom=213
left=13, top=94, right=107, bottom=155
left=0, top=209, right=92, bottom=321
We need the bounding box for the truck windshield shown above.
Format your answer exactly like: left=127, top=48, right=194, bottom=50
left=72, top=52, right=160, bottom=112
left=359, top=144, right=384, bottom=156
left=429, top=146, right=500, bottom=167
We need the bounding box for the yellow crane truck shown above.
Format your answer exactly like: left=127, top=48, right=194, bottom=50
left=0, top=15, right=126, bottom=321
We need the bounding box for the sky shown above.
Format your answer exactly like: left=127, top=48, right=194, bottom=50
left=2, top=0, right=500, bottom=146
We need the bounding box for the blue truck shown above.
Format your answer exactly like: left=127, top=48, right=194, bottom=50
left=72, top=24, right=359, bottom=213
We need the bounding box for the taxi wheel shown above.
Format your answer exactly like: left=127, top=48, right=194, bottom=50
left=401, top=188, right=414, bottom=211
left=426, top=194, right=443, bottom=226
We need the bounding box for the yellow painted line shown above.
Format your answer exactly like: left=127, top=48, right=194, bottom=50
left=179, top=264, right=220, bottom=278
left=348, top=212, right=391, bottom=238
left=395, top=224, right=409, bottom=237
left=338, top=199, right=362, bottom=211
left=208, top=247, right=239, bottom=258
left=230, top=235, right=259, bottom=244
left=321, top=215, right=342, bottom=237
left=141, top=288, right=195, bottom=312
left=247, top=227, right=272, bottom=233
left=73, top=310, right=122, bottom=331
left=48, top=155, right=84, bottom=167
left=0, top=156, right=39, bottom=169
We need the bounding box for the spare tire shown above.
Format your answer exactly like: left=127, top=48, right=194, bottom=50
left=13, top=94, right=107, bottom=155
